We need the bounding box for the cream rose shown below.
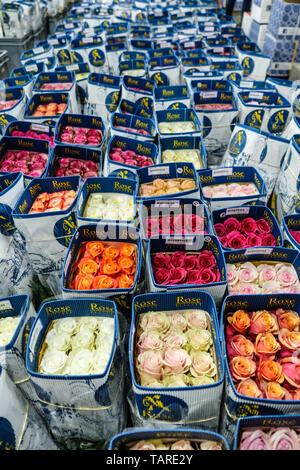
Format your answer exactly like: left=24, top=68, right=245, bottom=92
left=170, top=312, right=188, bottom=331
left=162, top=374, right=189, bottom=388
left=71, top=328, right=94, bottom=350
left=140, top=311, right=171, bottom=334
left=39, top=350, right=68, bottom=375
left=53, top=317, right=78, bottom=336
left=137, top=331, right=162, bottom=353
left=162, top=348, right=192, bottom=375
left=137, top=350, right=163, bottom=380
left=190, top=351, right=217, bottom=378
left=183, top=310, right=208, bottom=329
left=162, top=330, right=187, bottom=349
left=186, top=328, right=212, bottom=352
left=189, top=375, right=215, bottom=386
left=44, top=329, right=71, bottom=352
left=65, top=349, right=94, bottom=375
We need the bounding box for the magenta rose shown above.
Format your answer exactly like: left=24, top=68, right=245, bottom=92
left=154, top=267, right=171, bottom=285
left=246, top=233, right=262, bottom=247
left=240, top=217, right=257, bottom=235
left=186, top=270, right=202, bottom=284
left=170, top=251, right=186, bottom=268
left=198, top=250, right=216, bottom=269
left=183, top=254, right=199, bottom=271
left=198, top=268, right=217, bottom=284
left=147, top=218, right=160, bottom=236
left=223, top=217, right=241, bottom=233
left=218, top=236, right=228, bottom=247
left=161, top=216, right=174, bottom=234
left=152, top=253, right=171, bottom=268
left=261, top=233, right=276, bottom=246
left=256, top=218, right=271, bottom=234
left=214, top=223, right=227, bottom=237
left=168, top=267, right=187, bottom=285
left=227, top=232, right=247, bottom=250
left=182, top=214, right=204, bottom=233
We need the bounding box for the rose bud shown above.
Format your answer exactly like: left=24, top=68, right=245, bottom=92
left=229, top=355, right=256, bottom=382
left=257, top=359, right=284, bottom=383
left=236, top=378, right=262, bottom=398
left=227, top=310, right=251, bottom=334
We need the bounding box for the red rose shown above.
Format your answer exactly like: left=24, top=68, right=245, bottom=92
left=154, top=267, right=171, bottom=285
left=218, top=236, right=228, bottom=247
left=227, top=233, right=247, bottom=250
left=152, top=253, right=171, bottom=268
left=214, top=223, right=227, bottom=237
left=240, top=217, right=257, bottom=235
left=261, top=233, right=276, bottom=246
left=183, top=254, right=199, bottom=271
left=186, top=270, right=202, bottom=284
left=246, top=233, right=262, bottom=247
left=256, top=218, right=271, bottom=234
left=198, top=250, right=216, bottom=269
left=224, top=217, right=241, bottom=233
left=168, top=267, right=187, bottom=285
left=170, top=251, right=186, bottom=268
left=198, top=268, right=217, bottom=284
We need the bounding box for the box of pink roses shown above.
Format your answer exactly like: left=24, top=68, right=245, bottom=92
left=233, top=414, right=300, bottom=450
left=219, top=293, right=300, bottom=445
left=0, top=86, right=27, bottom=121
left=211, top=205, right=283, bottom=251
left=4, top=121, right=55, bottom=148
left=108, top=427, right=230, bottom=450
left=54, top=113, right=105, bottom=150
left=128, top=290, right=225, bottom=429
left=146, top=233, right=227, bottom=307
left=198, top=165, right=267, bottom=212
left=282, top=214, right=300, bottom=252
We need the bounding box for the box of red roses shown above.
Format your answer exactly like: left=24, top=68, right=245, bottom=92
left=198, top=165, right=267, bottom=212
left=61, top=223, right=143, bottom=315
left=128, top=290, right=225, bottom=429
left=54, top=113, right=105, bottom=150
left=282, top=214, right=300, bottom=252
left=0, top=136, right=50, bottom=183
left=76, top=176, right=138, bottom=227
left=159, top=135, right=207, bottom=170
left=45, top=144, right=102, bottom=181
left=110, top=112, right=157, bottom=142
left=136, top=162, right=201, bottom=202
left=219, top=293, right=300, bottom=445
left=12, top=175, right=80, bottom=295
left=233, top=414, right=300, bottom=450
left=117, top=97, right=154, bottom=120
left=146, top=234, right=227, bottom=307
left=109, top=427, right=230, bottom=450
left=103, top=134, right=158, bottom=176
left=25, top=297, right=127, bottom=444
left=211, top=205, right=283, bottom=251
left=138, top=197, right=211, bottom=247
left=193, top=90, right=238, bottom=167
left=4, top=121, right=55, bottom=149
left=23, top=91, right=70, bottom=125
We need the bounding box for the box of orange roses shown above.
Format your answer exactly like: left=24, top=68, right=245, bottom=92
left=219, top=293, right=300, bottom=446
left=61, top=223, right=143, bottom=315
left=23, top=91, right=70, bottom=125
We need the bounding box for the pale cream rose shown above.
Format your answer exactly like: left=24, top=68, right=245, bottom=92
left=0, top=316, right=20, bottom=336
left=162, top=374, right=189, bottom=388
left=186, top=328, right=212, bottom=352
left=190, top=351, right=217, bottom=378
left=53, top=317, right=78, bottom=336
left=71, top=328, right=94, bottom=350
left=189, top=375, right=215, bottom=386
left=39, top=350, right=68, bottom=375
left=44, top=329, right=71, bottom=352
left=183, top=310, right=208, bottom=329
left=140, top=311, right=171, bottom=334
left=170, top=312, right=188, bottom=331
left=65, top=349, right=94, bottom=375
left=200, top=441, right=223, bottom=450
left=162, top=330, right=187, bottom=349
left=92, top=349, right=111, bottom=374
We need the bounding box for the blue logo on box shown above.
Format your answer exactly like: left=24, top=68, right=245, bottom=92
left=53, top=213, right=77, bottom=247
left=152, top=72, right=169, bottom=87
left=242, top=57, right=255, bottom=77
left=89, top=49, right=105, bottom=67
left=0, top=418, right=16, bottom=450
left=105, top=91, right=119, bottom=112
left=268, top=110, right=289, bottom=133
left=229, top=129, right=247, bottom=156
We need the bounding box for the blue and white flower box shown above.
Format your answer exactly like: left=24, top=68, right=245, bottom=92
left=23, top=91, right=70, bottom=125
left=54, top=112, right=106, bottom=150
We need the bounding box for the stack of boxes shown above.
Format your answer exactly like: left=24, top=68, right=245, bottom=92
left=248, top=0, right=273, bottom=48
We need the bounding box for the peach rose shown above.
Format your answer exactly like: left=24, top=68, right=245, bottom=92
left=254, top=332, right=281, bottom=357
left=281, top=357, right=300, bottom=389
left=278, top=329, right=300, bottom=352
left=249, top=310, right=278, bottom=336
left=264, top=381, right=286, bottom=400
left=230, top=356, right=256, bottom=382
left=171, top=440, right=193, bottom=450
left=257, top=359, right=284, bottom=383
left=227, top=310, right=251, bottom=334
left=236, top=379, right=262, bottom=398
left=230, top=334, right=255, bottom=358
left=276, top=309, right=300, bottom=332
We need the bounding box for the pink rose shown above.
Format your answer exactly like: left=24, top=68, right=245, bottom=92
left=238, top=263, right=258, bottom=283
left=170, top=312, right=188, bottom=331
left=224, top=217, right=241, bottom=233
left=214, top=223, right=227, bottom=237
left=186, top=269, right=203, bottom=284
left=256, top=218, right=271, bottom=234
left=237, top=283, right=261, bottom=295
left=154, top=267, right=172, bottom=285
left=183, top=254, right=199, bottom=271
left=261, top=233, right=276, bottom=246
left=147, top=218, right=160, bottom=236
left=240, top=217, right=257, bottom=235
left=269, top=428, right=300, bottom=450
left=227, top=265, right=239, bottom=286
left=240, top=430, right=270, bottom=450
left=152, top=253, right=171, bottom=268
left=258, top=266, right=276, bottom=284
left=275, top=266, right=298, bottom=287
left=181, top=214, right=204, bottom=233
left=278, top=329, right=300, bottom=352
left=137, top=331, right=162, bottom=353
left=246, top=233, right=262, bottom=247
left=227, top=232, right=247, bottom=250
left=168, top=267, right=187, bottom=285
left=137, top=350, right=163, bottom=380
left=198, top=268, right=217, bottom=284
left=281, top=357, right=300, bottom=389
left=163, top=331, right=187, bottom=349
left=162, top=348, right=192, bottom=375
left=198, top=250, right=216, bottom=269
left=170, top=251, right=185, bottom=268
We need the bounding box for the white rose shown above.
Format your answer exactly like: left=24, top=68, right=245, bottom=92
left=92, top=349, right=111, bottom=374
left=71, top=327, right=95, bottom=350
left=44, top=329, right=71, bottom=352
left=0, top=331, right=14, bottom=346
left=39, top=350, right=68, bottom=375
left=76, top=316, right=99, bottom=333
left=54, top=317, right=78, bottom=336
left=95, top=334, right=114, bottom=354
left=0, top=316, right=20, bottom=335
left=66, top=349, right=94, bottom=375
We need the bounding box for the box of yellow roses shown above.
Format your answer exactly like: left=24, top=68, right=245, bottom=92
left=219, top=293, right=300, bottom=446
left=156, top=108, right=202, bottom=139
left=25, top=297, right=127, bottom=445
left=62, top=223, right=144, bottom=316
left=159, top=135, right=207, bottom=170
left=108, top=427, right=230, bottom=450
left=128, top=290, right=225, bottom=430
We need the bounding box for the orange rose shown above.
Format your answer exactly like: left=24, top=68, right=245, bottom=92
left=249, top=310, right=278, bottom=336
left=92, top=275, right=118, bottom=290
left=257, top=360, right=284, bottom=383
left=86, top=241, right=104, bottom=257
left=77, top=258, right=98, bottom=275
left=102, top=245, right=120, bottom=259
left=118, top=256, right=134, bottom=270
left=229, top=356, right=256, bottom=382
left=118, top=273, right=134, bottom=289
left=276, top=309, right=300, bottom=331
left=254, top=332, right=281, bottom=357
left=227, top=310, right=251, bottom=334
left=236, top=379, right=262, bottom=398
left=278, top=329, right=300, bottom=352
left=73, top=273, right=94, bottom=290
left=120, top=243, right=135, bottom=257
left=231, top=335, right=255, bottom=358
left=264, top=381, right=286, bottom=400
left=102, top=260, right=121, bottom=276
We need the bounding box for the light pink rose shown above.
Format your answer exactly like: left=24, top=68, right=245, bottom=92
left=275, top=266, right=298, bottom=287
left=162, top=348, right=192, bottom=375
left=190, top=351, right=217, bottom=378
left=227, top=265, right=239, bottom=286
left=137, top=331, right=162, bottom=353
left=130, top=440, right=156, bottom=450
left=137, top=350, right=163, bottom=380
left=258, top=266, right=276, bottom=285
left=238, top=263, right=258, bottom=283
left=163, top=331, right=187, bottom=349
left=261, top=280, right=282, bottom=294
left=170, top=312, right=188, bottom=331
left=237, top=283, right=261, bottom=295
left=184, top=310, right=207, bottom=329
left=170, top=440, right=193, bottom=450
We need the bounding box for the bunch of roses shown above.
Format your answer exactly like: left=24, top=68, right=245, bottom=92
left=202, top=182, right=259, bottom=199
left=0, top=99, right=19, bottom=111
left=135, top=309, right=217, bottom=388
left=54, top=157, right=99, bottom=180
left=214, top=216, right=276, bottom=249
left=129, top=439, right=223, bottom=451
left=289, top=230, right=300, bottom=246
left=0, top=149, right=48, bottom=177
left=38, top=316, right=115, bottom=376
left=109, top=147, right=153, bottom=167
left=162, top=149, right=203, bottom=170
left=83, top=193, right=134, bottom=221
left=146, top=213, right=206, bottom=238
left=227, top=261, right=300, bottom=295
left=151, top=250, right=220, bottom=286
left=225, top=308, right=300, bottom=400
left=239, top=427, right=300, bottom=450
left=139, top=178, right=197, bottom=198
left=59, top=126, right=102, bottom=146
left=29, top=190, right=77, bottom=214
left=0, top=316, right=20, bottom=347
left=195, top=103, right=234, bottom=110
left=11, top=130, right=55, bottom=148
left=70, top=241, right=136, bottom=291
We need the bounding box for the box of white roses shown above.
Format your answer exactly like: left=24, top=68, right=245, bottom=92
left=0, top=87, right=27, bottom=122
left=159, top=135, right=207, bottom=170
left=25, top=297, right=127, bottom=444
left=103, top=134, right=159, bottom=176
left=211, top=61, right=243, bottom=81
left=54, top=113, right=105, bottom=150
left=0, top=136, right=50, bottom=183
left=154, top=85, right=191, bottom=112
left=224, top=247, right=300, bottom=297
left=235, top=42, right=270, bottom=82
left=86, top=72, right=121, bottom=127
left=61, top=223, right=143, bottom=315
left=121, top=75, right=156, bottom=104
left=23, top=91, right=70, bottom=125
left=117, top=98, right=154, bottom=120
left=119, top=59, right=147, bottom=79
left=282, top=214, right=300, bottom=252
left=76, top=176, right=138, bottom=227
left=128, top=290, right=225, bottom=429
left=219, top=293, right=300, bottom=445
left=275, top=136, right=300, bottom=222
left=236, top=90, right=292, bottom=135
left=145, top=234, right=227, bottom=307
left=193, top=90, right=238, bottom=167
left=148, top=55, right=181, bottom=87
left=156, top=108, right=202, bottom=139
left=0, top=364, right=58, bottom=450
left=211, top=205, right=283, bottom=252
left=12, top=175, right=80, bottom=296
left=138, top=197, right=211, bottom=248
left=198, top=166, right=267, bottom=212
left=110, top=111, right=157, bottom=143
left=1, top=75, right=35, bottom=100
left=233, top=414, right=300, bottom=450
left=108, top=427, right=230, bottom=450
left=136, top=162, right=201, bottom=202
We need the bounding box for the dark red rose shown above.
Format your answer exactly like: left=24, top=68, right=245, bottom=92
left=154, top=267, right=171, bottom=285
left=168, top=267, right=187, bottom=285
left=214, top=222, right=227, bottom=237
left=170, top=251, right=186, bottom=268
left=152, top=253, right=171, bottom=269
left=240, top=217, right=257, bottom=235
left=245, top=233, right=262, bottom=247
left=261, top=233, right=276, bottom=246
left=224, top=217, right=241, bottom=233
